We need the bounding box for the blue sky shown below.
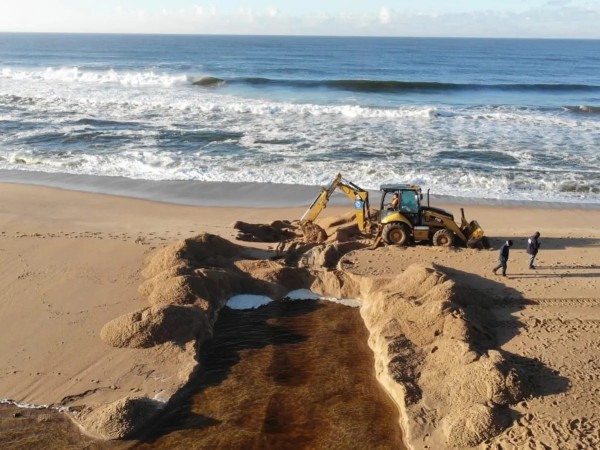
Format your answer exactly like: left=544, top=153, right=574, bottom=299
left=1, top=0, right=599, bottom=38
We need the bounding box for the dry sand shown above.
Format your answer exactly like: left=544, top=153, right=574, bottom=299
left=1, top=182, right=599, bottom=448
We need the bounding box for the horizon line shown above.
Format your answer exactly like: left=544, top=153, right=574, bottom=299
left=0, top=31, right=599, bottom=41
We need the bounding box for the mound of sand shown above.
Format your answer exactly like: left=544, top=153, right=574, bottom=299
left=233, top=220, right=298, bottom=242
left=233, top=259, right=311, bottom=298
left=300, top=211, right=370, bottom=244
left=300, top=221, right=328, bottom=243
left=141, top=234, right=243, bottom=280
left=100, top=305, right=210, bottom=349
left=357, top=264, right=525, bottom=449
left=74, top=397, right=164, bottom=440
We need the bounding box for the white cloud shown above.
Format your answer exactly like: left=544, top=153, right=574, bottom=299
left=379, top=7, right=393, bottom=25
left=0, top=1, right=598, bottom=38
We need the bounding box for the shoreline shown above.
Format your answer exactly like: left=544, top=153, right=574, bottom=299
left=2, top=169, right=600, bottom=210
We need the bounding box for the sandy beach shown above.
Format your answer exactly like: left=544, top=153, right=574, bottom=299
left=1, top=181, right=600, bottom=449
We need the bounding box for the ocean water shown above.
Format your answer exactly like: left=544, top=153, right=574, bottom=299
left=0, top=33, right=599, bottom=204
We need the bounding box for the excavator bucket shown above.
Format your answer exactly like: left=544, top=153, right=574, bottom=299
left=460, top=208, right=488, bottom=248
left=466, top=220, right=485, bottom=241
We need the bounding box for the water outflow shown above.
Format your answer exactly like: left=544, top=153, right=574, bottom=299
left=131, top=300, right=404, bottom=448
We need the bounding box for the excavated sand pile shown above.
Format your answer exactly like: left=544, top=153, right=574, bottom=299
left=300, top=221, right=328, bottom=243
left=73, top=233, right=310, bottom=440
left=233, top=220, right=298, bottom=242
left=356, top=264, right=525, bottom=449
left=75, top=397, right=164, bottom=441
left=310, top=210, right=378, bottom=244
left=234, top=213, right=366, bottom=246
left=100, top=305, right=210, bottom=349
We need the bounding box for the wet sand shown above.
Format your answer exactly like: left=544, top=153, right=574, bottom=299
left=130, top=300, right=403, bottom=449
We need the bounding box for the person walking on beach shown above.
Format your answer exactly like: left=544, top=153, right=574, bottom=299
left=527, top=232, right=541, bottom=269
left=492, top=240, right=513, bottom=277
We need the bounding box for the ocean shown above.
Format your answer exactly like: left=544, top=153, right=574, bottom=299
left=1, top=33, right=599, bottom=205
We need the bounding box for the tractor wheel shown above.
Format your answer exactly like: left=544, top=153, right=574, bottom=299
left=432, top=229, right=454, bottom=247
left=383, top=223, right=410, bottom=246
left=482, top=237, right=491, bottom=249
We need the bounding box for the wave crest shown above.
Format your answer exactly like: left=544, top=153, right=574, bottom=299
left=564, top=105, right=600, bottom=115
left=190, top=76, right=226, bottom=88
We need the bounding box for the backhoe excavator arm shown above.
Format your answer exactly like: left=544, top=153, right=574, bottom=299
left=300, top=173, right=373, bottom=232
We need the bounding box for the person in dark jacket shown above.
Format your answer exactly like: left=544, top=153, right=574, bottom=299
left=492, top=240, right=513, bottom=276
left=527, top=231, right=541, bottom=269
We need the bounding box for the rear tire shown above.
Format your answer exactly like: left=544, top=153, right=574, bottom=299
left=383, top=223, right=410, bottom=246
left=432, top=229, right=454, bottom=247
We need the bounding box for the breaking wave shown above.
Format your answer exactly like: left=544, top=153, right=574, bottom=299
left=3, top=67, right=600, bottom=95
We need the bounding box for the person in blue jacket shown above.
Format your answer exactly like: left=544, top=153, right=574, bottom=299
left=527, top=231, right=541, bottom=269
left=492, top=240, right=513, bottom=277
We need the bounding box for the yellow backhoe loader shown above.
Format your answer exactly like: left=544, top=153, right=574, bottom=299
left=300, top=173, right=489, bottom=248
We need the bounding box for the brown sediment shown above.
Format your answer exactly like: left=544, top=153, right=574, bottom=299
left=130, top=301, right=405, bottom=449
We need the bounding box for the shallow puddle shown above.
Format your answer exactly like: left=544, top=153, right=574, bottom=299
left=1, top=301, right=404, bottom=449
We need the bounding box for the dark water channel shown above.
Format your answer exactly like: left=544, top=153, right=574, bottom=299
left=0, top=301, right=404, bottom=449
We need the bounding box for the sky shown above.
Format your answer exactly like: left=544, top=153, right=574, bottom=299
left=0, top=0, right=599, bottom=38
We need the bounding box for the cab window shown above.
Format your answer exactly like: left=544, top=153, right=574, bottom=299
left=400, top=191, right=419, bottom=213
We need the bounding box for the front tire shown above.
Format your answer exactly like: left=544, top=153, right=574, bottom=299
left=432, top=229, right=454, bottom=247
left=383, top=223, right=410, bottom=246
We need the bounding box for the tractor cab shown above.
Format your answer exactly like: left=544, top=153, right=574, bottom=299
left=379, top=184, right=422, bottom=225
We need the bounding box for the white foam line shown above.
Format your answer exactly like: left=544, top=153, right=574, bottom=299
left=1, top=398, right=70, bottom=413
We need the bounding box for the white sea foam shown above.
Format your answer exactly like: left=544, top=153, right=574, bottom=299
left=1, top=398, right=70, bottom=413
left=1, top=71, right=599, bottom=204
left=0, top=149, right=598, bottom=204
left=1, top=67, right=188, bottom=87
